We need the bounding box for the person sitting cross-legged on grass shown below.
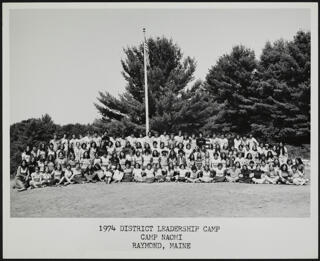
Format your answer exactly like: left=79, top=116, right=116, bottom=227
left=104, top=165, right=113, bottom=184
left=71, top=162, right=86, bottom=184
left=212, top=163, right=227, bottom=182
left=226, top=164, right=240, bottom=183
left=58, top=164, right=75, bottom=186
left=41, top=166, right=53, bottom=187
left=199, top=164, right=213, bottom=183
left=154, top=163, right=165, bottom=182
left=29, top=166, right=42, bottom=189
left=176, top=164, right=189, bottom=182
left=133, top=163, right=145, bottom=182
left=238, top=164, right=252, bottom=183
left=145, top=163, right=155, bottom=183
left=122, top=161, right=133, bottom=182
left=52, top=164, right=63, bottom=186
left=278, top=163, right=293, bottom=185
left=14, top=160, right=30, bottom=192
left=186, top=165, right=200, bottom=183
left=112, top=163, right=124, bottom=183
left=251, top=164, right=266, bottom=184
left=166, top=162, right=176, bottom=182
left=291, top=165, right=309, bottom=185
left=264, top=163, right=279, bottom=184
left=83, top=165, right=98, bottom=183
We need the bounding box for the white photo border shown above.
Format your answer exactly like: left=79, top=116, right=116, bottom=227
left=2, top=2, right=318, bottom=259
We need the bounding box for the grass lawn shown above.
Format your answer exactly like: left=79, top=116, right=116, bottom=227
left=11, top=168, right=310, bottom=218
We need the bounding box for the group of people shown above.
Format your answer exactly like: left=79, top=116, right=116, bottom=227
left=13, top=131, right=309, bottom=192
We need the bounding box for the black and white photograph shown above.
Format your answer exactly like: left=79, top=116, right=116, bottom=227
left=2, top=2, right=318, bottom=259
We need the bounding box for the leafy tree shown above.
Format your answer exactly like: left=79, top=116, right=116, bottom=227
left=95, top=36, right=196, bottom=134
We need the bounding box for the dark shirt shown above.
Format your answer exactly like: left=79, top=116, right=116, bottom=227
left=253, top=169, right=264, bottom=179
left=196, top=137, right=206, bottom=148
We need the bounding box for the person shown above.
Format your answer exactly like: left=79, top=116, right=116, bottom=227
left=29, top=166, right=42, bottom=189
left=68, top=153, right=77, bottom=169
left=21, top=145, right=32, bottom=164
left=37, top=143, right=47, bottom=159
left=213, top=163, right=226, bottom=182
left=278, top=164, right=292, bottom=185
left=71, top=163, right=85, bottom=184
left=69, top=134, right=78, bottom=149
left=84, top=165, right=98, bottom=183
left=196, top=132, right=206, bottom=150
left=37, top=155, right=46, bottom=173
left=56, top=151, right=67, bottom=170
left=14, top=160, right=30, bottom=191
left=80, top=151, right=92, bottom=173
left=47, top=154, right=55, bottom=173
left=122, top=162, right=133, bottom=182
left=50, top=133, right=60, bottom=152
left=104, top=166, right=114, bottom=184
left=174, top=130, right=184, bottom=144
left=186, top=165, right=200, bottom=183
left=167, top=149, right=177, bottom=167
left=47, top=143, right=56, bottom=159
left=89, top=141, right=98, bottom=160
left=211, top=153, right=220, bottom=171
left=100, top=152, right=110, bottom=172
left=133, top=163, right=145, bottom=182
left=112, top=164, right=124, bottom=183
left=226, top=164, right=240, bottom=183
left=60, top=134, right=69, bottom=149
left=199, top=164, right=213, bottom=183
left=185, top=143, right=193, bottom=160
left=194, top=149, right=204, bottom=170
left=264, top=164, right=279, bottom=184
left=52, top=164, right=63, bottom=185
left=41, top=166, right=53, bottom=186
left=166, top=162, right=176, bottom=182
left=152, top=150, right=160, bottom=168
left=143, top=150, right=152, bottom=169
left=251, top=164, right=266, bottom=184
left=59, top=164, right=74, bottom=186
left=291, top=165, right=309, bottom=185
left=33, top=144, right=41, bottom=159
left=234, top=135, right=242, bottom=149
left=92, top=159, right=105, bottom=182
left=154, top=163, right=165, bottom=182
left=247, top=134, right=258, bottom=149
left=238, top=164, right=252, bottom=183
left=145, top=164, right=155, bottom=183
left=276, top=142, right=288, bottom=164
left=176, top=164, right=188, bottom=182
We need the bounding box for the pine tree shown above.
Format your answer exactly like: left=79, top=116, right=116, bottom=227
left=203, top=45, right=258, bottom=134
left=95, top=36, right=196, bottom=134
left=251, top=31, right=310, bottom=143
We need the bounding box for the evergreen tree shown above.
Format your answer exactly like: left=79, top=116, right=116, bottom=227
left=251, top=31, right=310, bottom=143
left=203, top=45, right=258, bottom=134
left=95, top=37, right=196, bottom=134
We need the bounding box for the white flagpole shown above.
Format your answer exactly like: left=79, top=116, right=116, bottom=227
left=143, top=28, right=149, bottom=136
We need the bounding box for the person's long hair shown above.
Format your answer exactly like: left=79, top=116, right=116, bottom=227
left=168, top=149, right=177, bottom=159
left=280, top=163, right=288, bottom=172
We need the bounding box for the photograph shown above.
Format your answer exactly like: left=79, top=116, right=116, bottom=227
left=2, top=2, right=318, bottom=259
left=8, top=6, right=312, bottom=218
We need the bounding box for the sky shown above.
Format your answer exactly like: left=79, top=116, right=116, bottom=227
left=9, top=8, right=310, bottom=125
